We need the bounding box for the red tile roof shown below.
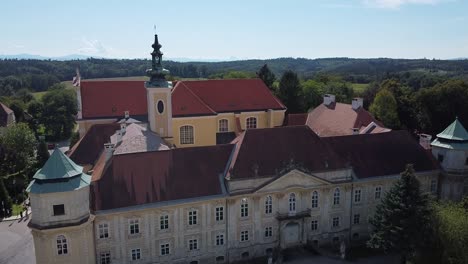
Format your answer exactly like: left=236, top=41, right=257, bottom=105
left=285, top=113, right=308, bottom=126
left=228, top=126, right=348, bottom=179
left=68, top=123, right=120, bottom=166
left=172, top=79, right=285, bottom=116
left=91, top=145, right=234, bottom=211
left=305, top=102, right=387, bottom=137
left=0, top=102, right=14, bottom=127
left=323, top=130, right=440, bottom=178
left=81, top=81, right=147, bottom=119
left=80, top=79, right=286, bottom=119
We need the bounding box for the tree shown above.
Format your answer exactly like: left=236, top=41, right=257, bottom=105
left=0, top=123, right=37, bottom=177
left=41, top=88, right=77, bottom=140
left=36, top=140, right=50, bottom=168
left=370, top=89, right=401, bottom=128
left=257, top=64, right=276, bottom=90
left=8, top=100, right=26, bottom=123
left=367, top=164, right=432, bottom=264
left=279, top=70, right=303, bottom=113
left=0, top=178, right=13, bottom=218
left=301, top=79, right=324, bottom=111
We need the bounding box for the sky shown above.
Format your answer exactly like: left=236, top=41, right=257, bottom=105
left=1, top=0, right=467, bottom=60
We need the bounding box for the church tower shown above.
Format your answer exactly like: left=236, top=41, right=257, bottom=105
left=431, top=117, right=468, bottom=201
left=27, top=149, right=95, bottom=264
left=145, top=33, right=173, bottom=141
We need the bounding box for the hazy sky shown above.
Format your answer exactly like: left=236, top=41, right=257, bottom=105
left=1, top=0, right=467, bottom=60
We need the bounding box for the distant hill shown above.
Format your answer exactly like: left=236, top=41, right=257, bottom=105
left=0, top=53, right=103, bottom=60
left=1, top=57, right=468, bottom=94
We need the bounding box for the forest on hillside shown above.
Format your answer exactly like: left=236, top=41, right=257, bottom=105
left=1, top=57, right=468, bottom=95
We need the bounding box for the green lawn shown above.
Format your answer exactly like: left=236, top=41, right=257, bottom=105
left=350, top=83, right=369, bottom=94
left=12, top=204, right=23, bottom=216
left=32, top=91, right=47, bottom=100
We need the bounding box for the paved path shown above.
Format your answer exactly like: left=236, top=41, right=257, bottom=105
left=0, top=218, right=35, bottom=264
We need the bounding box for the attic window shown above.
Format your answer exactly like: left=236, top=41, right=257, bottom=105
left=53, top=204, right=65, bottom=216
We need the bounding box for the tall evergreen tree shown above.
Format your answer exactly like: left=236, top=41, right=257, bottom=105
left=279, top=70, right=302, bottom=113
left=257, top=64, right=276, bottom=90
left=36, top=140, right=50, bottom=168
left=367, top=164, right=432, bottom=264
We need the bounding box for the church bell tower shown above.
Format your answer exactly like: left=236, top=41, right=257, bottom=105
left=145, top=32, right=173, bottom=141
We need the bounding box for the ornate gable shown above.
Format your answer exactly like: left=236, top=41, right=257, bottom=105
left=255, top=169, right=331, bottom=193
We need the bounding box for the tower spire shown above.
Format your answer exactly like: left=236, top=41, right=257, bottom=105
left=146, top=29, right=170, bottom=87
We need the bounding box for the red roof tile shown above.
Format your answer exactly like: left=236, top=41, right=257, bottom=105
left=68, top=123, right=120, bottom=166
left=228, top=126, right=347, bottom=179
left=306, top=103, right=387, bottom=137
left=91, top=145, right=234, bottom=211
left=80, top=79, right=286, bottom=119
left=285, top=113, right=308, bottom=126
left=80, top=81, right=147, bottom=119
left=322, top=131, right=440, bottom=178
left=174, top=79, right=285, bottom=115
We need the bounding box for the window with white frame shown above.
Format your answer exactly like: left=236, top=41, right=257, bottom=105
left=188, top=210, right=197, bottom=225
left=160, top=214, right=169, bottom=230
left=189, top=239, right=198, bottom=250
left=131, top=248, right=141, bottom=261
left=129, top=219, right=139, bottom=234
left=240, top=230, right=249, bottom=242
left=246, top=117, right=257, bottom=129
left=353, top=214, right=360, bottom=225
left=265, top=195, right=272, bottom=214
left=240, top=198, right=249, bottom=218
left=354, top=189, right=362, bottom=203
left=332, top=217, right=340, bottom=228
left=264, top=226, right=272, bottom=238
left=375, top=186, right=382, bottom=200
left=180, top=125, right=194, bottom=145
left=160, top=243, right=170, bottom=256
left=100, top=251, right=111, bottom=264
left=311, top=220, right=318, bottom=231
left=289, top=193, right=296, bottom=213
left=98, top=223, right=109, bottom=239
left=215, top=206, right=224, bottom=222
left=333, top=188, right=340, bottom=205
left=311, top=191, right=319, bottom=208
left=216, top=234, right=224, bottom=246
left=218, top=119, right=228, bottom=132
left=430, top=179, right=437, bottom=193
left=56, top=235, right=68, bottom=255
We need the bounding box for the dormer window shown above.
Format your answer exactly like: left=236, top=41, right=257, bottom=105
left=53, top=204, right=65, bottom=216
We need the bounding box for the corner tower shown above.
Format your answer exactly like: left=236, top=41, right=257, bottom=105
left=431, top=117, right=468, bottom=201
left=27, top=149, right=95, bottom=264
left=145, top=33, right=173, bottom=140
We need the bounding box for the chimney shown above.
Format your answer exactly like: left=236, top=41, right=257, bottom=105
left=124, top=110, right=130, bottom=119
left=120, top=122, right=127, bottom=134
left=104, top=143, right=115, bottom=161
left=323, top=94, right=336, bottom=106
left=419, top=134, right=432, bottom=150
left=352, top=98, right=363, bottom=110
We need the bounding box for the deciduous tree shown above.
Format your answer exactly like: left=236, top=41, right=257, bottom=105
left=370, top=89, right=400, bottom=128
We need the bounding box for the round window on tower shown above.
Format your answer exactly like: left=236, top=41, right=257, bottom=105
left=157, top=100, right=164, bottom=114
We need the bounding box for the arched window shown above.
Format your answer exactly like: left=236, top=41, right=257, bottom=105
left=333, top=188, right=340, bottom=205
left=240, top=198, right=249, bottom=218
left=311, top=191, right=319, bottom=208
left=56, top=235, right=68, bottom=255
left=265, top=195, right=272, bottom=214
left=180, top=125, right=194, bottom=144
left=156, top=100, right=164, bottom=114
left=246, top=117, right=257, bottom=129
left=218, top=119, right=228, bottom=132
left=289, top=193, right=296, bottom=213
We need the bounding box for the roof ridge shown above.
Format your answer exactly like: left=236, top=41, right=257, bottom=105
left=179, top=81, right=217, bottom=114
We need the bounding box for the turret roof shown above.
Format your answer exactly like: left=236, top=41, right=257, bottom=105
left=33, top=148, right=84, bottom=180
left=436, top=118, right=468, bottom=141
